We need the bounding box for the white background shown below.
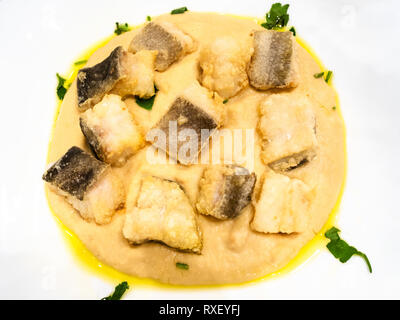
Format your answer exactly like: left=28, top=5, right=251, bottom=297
left=0, top=0, right=399, bottom=299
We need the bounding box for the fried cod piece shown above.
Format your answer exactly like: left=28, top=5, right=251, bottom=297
left=151, top=83, right=224, bottom=164
left=123, top=176, right=202, bottom=253
left=42, top=146, right=125, bottom=224
left=196, top=165, right=256, bottom=220
left=80, top=94, right=144, bottom=166
left=129, top=21, right=196, bottom=71
left=199, top=36, right=252, bottom=99
left=77, top=46, right=156, bottom=110
left=247, top=30, right=299, bottom=90
left=258, top=94, right=317, bottom=172
left=251, top=171, right=312, bottom=234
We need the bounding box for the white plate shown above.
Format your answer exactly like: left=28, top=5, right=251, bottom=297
left=0, top=0, right=399, bottom=299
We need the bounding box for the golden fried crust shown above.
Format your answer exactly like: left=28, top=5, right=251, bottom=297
left=123, top=176, right=202, bottom=253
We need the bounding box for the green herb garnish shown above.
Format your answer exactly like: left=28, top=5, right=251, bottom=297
left=171, top=7, right=188, bottom=15
left=289, top=26, right=296, bottom=36
left=147, top=16, right=151, bottom=21
left=101, top=281, right=129, bottom=300
left=314, top=72, right=324, bottom=78
left=325, top=70, right=333, bottom=83
left=261, top=3, right=290, bottom=30
left=56, top=73, right=68, bottom=100
left=135, top=85, right=158, bottom=110
left=74, top=59, right=87, bottom=66
left=332, top=106, right=336, bottom=110
left=223, top=99, right=229, bottom=104
left=176, top=262, right=189, bottom=270
left=325, top=227, right=372, bottom=273
left=114, top=22, right=131, bottom=35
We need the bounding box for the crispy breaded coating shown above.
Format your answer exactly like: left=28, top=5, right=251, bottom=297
left=247, top=30, right=299, bottom=90
left=123, top=176, right=202, bottom=253
left=80, top=94, right=144, bottom=166
left=199, top=37, right=252, bottom=99
left=258, top=94, right=317, bottom=171
left=251, top=171, right=312, bottom=234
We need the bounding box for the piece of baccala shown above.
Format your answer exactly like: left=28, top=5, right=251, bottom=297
left=196, top=165, right=256, bottom=220
left=129, top=21, right=196, bottom=71
left=42, top=146, right=125, bottom=224
left=258, top=94, right=317, bottom=172
left=80, top=94, right=144, bottom=166
left=151, top=83, right=224, bottom=164
left=77, top=46, right=156, bottom=110
left=199, top=36, right=252, bottom=99
left=247, top=30, right=299, bottom=90
left=123, top=176, right=202, bottom=253
left=251, top=171, right=313, bottom=234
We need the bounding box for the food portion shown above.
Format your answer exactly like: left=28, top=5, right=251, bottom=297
left=80, top=94, right=144, bottom=166
left=151, top=83, right=224, bottom=164
left=129, top=21, right=196, bottom=71
left=43, top=146, right=124, bottom=224
left=251, top=170, right=312, bottom=234
left=247, top=30, right=298, bottom=90
left=199, top=37, right=252, bottom=99
left=123, top=176, right=202, bottom=253
left=46, top=9, right=346, bottom=285
left=77, top=46, right=156, bottom=110
left=196, top=165, right=256, bottom=220
left=258, top=94, right=317, bottom=172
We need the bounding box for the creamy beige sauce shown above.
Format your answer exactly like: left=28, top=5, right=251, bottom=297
left=46, top=12, right=345, bottom=285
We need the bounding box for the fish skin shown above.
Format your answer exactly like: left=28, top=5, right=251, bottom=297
left=248, top=30, right=298, bottom=90
left=77, top=46, right=125, bottom=110
left=42, top=146, right=107, bottom=200
left=129, top=22, right=183, bottom=71
left=152, top=97, right=219, bottom=164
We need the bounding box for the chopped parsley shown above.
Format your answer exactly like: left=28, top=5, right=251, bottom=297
left=114, top=22, right=131, bottom=35
left=56, top=73, right=68, bottom=100
left=332, top=106, right=336, bottom=110
left=325, top=70, right=333, bottom=83
left=289, top=26, right=296, bottom=36
left=135, top=85, right=158, bottom=110
left=176, top=262, right=189, bottom=270
left=261, top=3, right=290, bottom=30
left=171, top=7, right=188, bottom=15
left=147, top=16, right=151, bottom=21
left=223, top=99, right=229, bottom=104
left=325, top=227, right=372, bottom=273
left=101, top=281, right=129, bottom=300
left=314, top=72, right=324, bottom=78
left=74, top=59, right=87, bottom=66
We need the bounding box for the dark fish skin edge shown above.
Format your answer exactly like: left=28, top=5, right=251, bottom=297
left=42, top=146, right=107, bottom=200
left=77, top=46, right=125, bottom=109
left=153, top=97, right=218, bottom=163
left=218, top=166, right=257, bottom=219
left=79, top=117, right=106, bottom=162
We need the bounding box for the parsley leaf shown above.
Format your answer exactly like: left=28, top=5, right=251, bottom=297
left=289, top=26, right=296, bottom=36
left=325, top=227, right=372, bottom=273
left=325, top=70, right=333, bottom=83
left=101, top=281, right=129, bottom=300
left=114, top=22, right=131, bottom=35
left=147, top=16, right=151, bottom=21
left=261, top=3, right=290, bottom=30
left=223, top=99, right=229, bottom=104
left=171, top=7, right=188, bottom=15
left=135, top=85, right=158, bottom=110
left=74, top=59, right=87, bottom=66
left=176, top=262, right=189, bottom=270
left=314, top=72, right=325, bottom=78
left=56, top=73, right=68, bottom=100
